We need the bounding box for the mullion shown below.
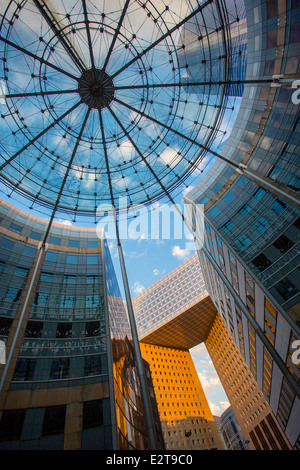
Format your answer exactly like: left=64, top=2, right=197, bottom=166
left=115, top=78, right=273, bottom=91
left=108, top=104, right=179, bottom=206
left=82, top=0, right=95, bottom=69
left=102, top=0, right=132, bottom=72
left=113, top=96, right=233, bottom=165
left=42, top=107, right=91, bottom=244
left=32, top=0, right=85, bottom=73
left=1, top=89, right=78, bottom=99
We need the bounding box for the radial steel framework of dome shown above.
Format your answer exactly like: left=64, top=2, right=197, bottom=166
left=0, top=0, right=251, bottom=218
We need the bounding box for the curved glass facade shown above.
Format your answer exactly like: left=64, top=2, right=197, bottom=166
left=0, top=200, right=161, bottom=449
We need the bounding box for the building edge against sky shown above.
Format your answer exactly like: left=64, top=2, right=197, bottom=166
left=185, top=0, right=300, bottom=450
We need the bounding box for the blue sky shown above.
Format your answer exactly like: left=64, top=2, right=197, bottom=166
left=107, top=211, right=230, bottom=417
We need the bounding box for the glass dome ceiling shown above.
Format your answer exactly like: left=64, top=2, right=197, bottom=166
left=0, top=0, right=246, bottom=215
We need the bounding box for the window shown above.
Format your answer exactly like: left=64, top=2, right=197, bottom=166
left=85, top=321, right=101, bottom=337
left=253, top=188, right=266, bottom=200
left=87, top=274, right=98, bottom=284
left=40, top=271, right=53, bottom=282
left=0, top=409, right=26, bottom=443
left=274, top=278, right=297, bottom=301
left=254, top=217, right=270, bottom=234
left=271, top=198, right=287, bottom=215
left=13, top=358, right=35, bottom=381
left=60, top=295, right=75, bottom=308
left=45, top=251, right=57, bottom=262
left=42, top=405, right=66, bottom=437
left=290, top=23, right=300, bottom=43
left=208, top=206, right=221, bottom=218
left=87, top=241, right=97, bottom=248
left=238, top=204, right=251, bottom=217
left=223, top=192, right=235, bottom=204
left=4, top=288, right=22, bottom=302
left=24, top=321, right=43, bottom=338
left=15, top=266, right=29, bottom=277
left=267, top=30, right=277, bottom=48
left=0, top=238, right=14, bottom=250
left=86, top=295, right=99, bottom=307
left=23, top=246, right=36, bottom=257
left=63, top=274, right=76, bottom=283
left=69, top=239, right=79, bottom=248
left=267, top=0, right=278, bottom=17
left=56, top=322, right=73, bottom=338
left=9, top=223, right=22, bottom=234
left=34, top=292, right=49, bottom=306
left=30, top=231, right=42, bottom=241
left=273, top=235, right=294, bottom=253
left=0, top=317, right=12, bottom=335
left=235, top=235, right=251, bottom=249
left=82, top=400, right=104, bottom=429
left=287, top=175, right=300, bottom=191
left=221, top=220, right=234, bottom=232
left=49, top=236, right=61, bottom=245
left=84, top=355, right=102, bottom=376
left=50, top=358, right=70, bottom=379
left=87, top=255, right=98, bottom=264
left=252, top=253, right=272, bottom=271
left=66, top=254, right=78, bottom=264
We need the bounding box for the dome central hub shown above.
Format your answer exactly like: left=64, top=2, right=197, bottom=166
left=78, top=69, right=115, bottom=109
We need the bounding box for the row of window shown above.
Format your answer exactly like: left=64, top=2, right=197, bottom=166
left=12, top=355, right=107, bottom=381
left=0, top=399, right=105, bottom=443
left=4, top=222, right=99, bottom=248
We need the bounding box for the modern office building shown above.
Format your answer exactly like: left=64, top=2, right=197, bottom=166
left=206, top=312, right=291, bottom=450
left=0, top=200, right=163, bottom=450
left=178, top=0, right=248, bottom=97
left=185, top=0, right=300, bottom=450
left=140, top=342, right=225, bottom=451
left=217, top=407, right=249, bottom=451
left=0, top=0, right=299, bottom=452
left=134, top=255, right=292, bottom=450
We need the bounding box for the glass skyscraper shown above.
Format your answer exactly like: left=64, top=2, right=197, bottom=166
left=0, top=200, right=162, bottom=449
left=185, top=0, right=300, bottom=449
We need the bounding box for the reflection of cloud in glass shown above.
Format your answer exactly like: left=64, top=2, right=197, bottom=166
left=0, top=79, right=7, bottom=105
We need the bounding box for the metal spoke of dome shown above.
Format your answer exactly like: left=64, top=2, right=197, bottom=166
left=0, top=0, right=251, bottom=214
left=0, top=35, right=79, bottom=81
left=113, top=96, right=300, bottom=207
left=43, top=107, right=91, bottom=243
left=0, top=89, right=77, bottom=99
left=110, top=0, right=212, bottom=80
left=82, top=0, right=96, bottom=70
left=32, top=0, right=86, bottom=73
left=102, top=0, right=131, bottom=72
left=108, top=104, right=179, bottom=206
left=0, top=100, right=83, bottom=171
left=115, top=78, right=274, bottom=91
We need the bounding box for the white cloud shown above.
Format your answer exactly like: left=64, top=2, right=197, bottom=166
left=153, top=268, right=159, bottom=276
left=54, top=218, right=72, bottom=226
left=172, top=245, right=190, bottom=260
left=209, top=401, right=230, bottom=417
left=198, top=369, right=221, bottom=396
left=160, top=147, right=180, bottom=168
left=132, top=281, right=145, bottom=295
